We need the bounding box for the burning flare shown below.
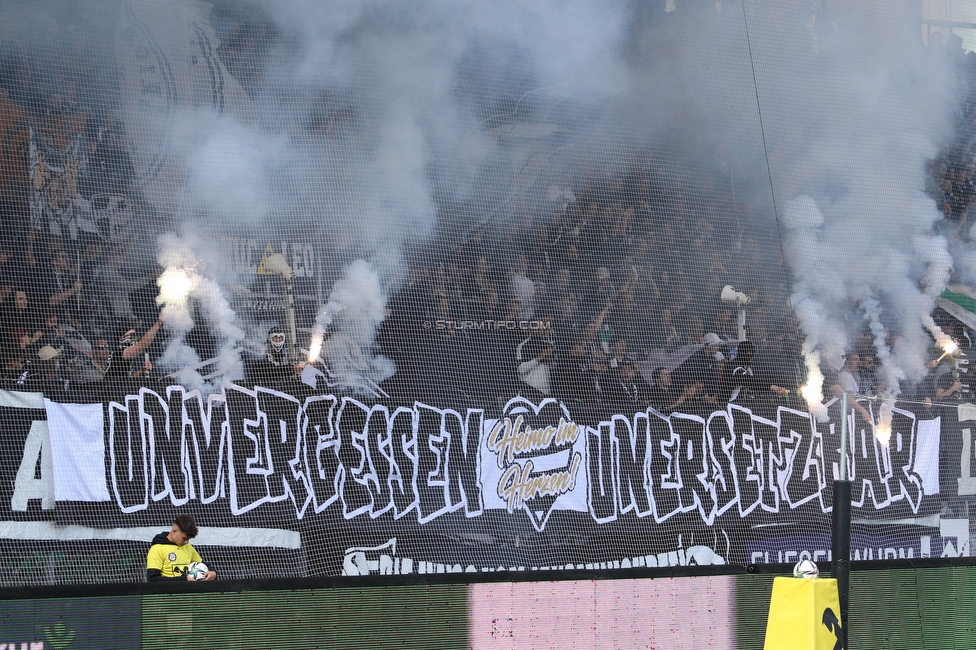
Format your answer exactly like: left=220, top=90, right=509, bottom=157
left=800, top=351, right=830, bottom=422
left=308, top=336, right=323, bottom=364
left=157, top=267, right=194, bottom=305
left=873, top=399, right=896, bottom=447
left=873, top=422, right=892, bottom=447
left=934, top=339, right=959, bottom=364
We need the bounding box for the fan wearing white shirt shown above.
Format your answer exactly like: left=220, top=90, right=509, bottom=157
left=829, top=353, right=873, bottom=423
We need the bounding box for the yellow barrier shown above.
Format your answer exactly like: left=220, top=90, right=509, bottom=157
left=763, top=577, right=845, bottom=650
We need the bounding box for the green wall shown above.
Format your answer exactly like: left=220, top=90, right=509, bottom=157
left=4, top=567, right=976, bottom=648
left=141, top=584, right=470, bottom=650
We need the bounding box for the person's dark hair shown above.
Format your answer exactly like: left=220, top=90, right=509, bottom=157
left=174, top=514, right=198, bottom=539
left=652, top=366, right=668, bottom=383
left=114, top=322, right=138, bottom=342
left=737, top=340, right=755, bottom=361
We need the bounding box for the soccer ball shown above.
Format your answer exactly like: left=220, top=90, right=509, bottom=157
left=793, top=559, right=819, bottom=579
left=187, top=562, right=209, bottom=580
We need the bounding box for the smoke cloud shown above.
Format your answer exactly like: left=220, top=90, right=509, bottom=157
left=742, top=3, right=956, bottom=394
left=162, top=0, right=634, bottom=377
left=310, top=259, right=394, bottom=390
left=2, top=0, right=966, bottom=405
left=155, top=229, right=246, bottom=392
left=616, top=2, right=958, bottom=399
left=113, top=0, right=971, bottom=401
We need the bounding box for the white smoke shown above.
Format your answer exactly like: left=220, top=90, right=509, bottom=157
left=783, top=187, right=950, bottom=398
left=197, top=0, right=631, bottom=369
left=183, top=114, right=286, bottom=225
left=612, top=2, right=958, bottom=414
left=155, top=230, right=246, bottom=392
left=15, top=0, right=632, bottom=389
left=781, top=196, right=849, bottom=364
left=949, top=226, right=976, bottom=286
left=859, top=297, right=905, bottom=398
left=309, top=259, right=394, bottom=390
left=99, top=0, right=961, bottom=397
left=766, top=3, right=956, bottom=403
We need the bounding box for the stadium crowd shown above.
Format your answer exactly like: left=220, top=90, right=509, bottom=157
left=0, top=3, right=970, bottom=415
left=929, top=34, right=976, bottom=228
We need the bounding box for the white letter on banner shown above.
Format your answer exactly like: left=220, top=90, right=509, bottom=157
left=11, top=420, right=54, bottom=511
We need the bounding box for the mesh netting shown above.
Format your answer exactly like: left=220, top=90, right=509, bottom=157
left=0, top=0, right=972, bottom=586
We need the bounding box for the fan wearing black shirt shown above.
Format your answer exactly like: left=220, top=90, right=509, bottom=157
left=552, top=338, right=603, bottom=403
left=647, top=366, right=701, bottom=414
left=603, top=359, right=650, bottom=410
left=725, top=340, right=789, bottom=404
left=105, top=317, right=164, bottom=381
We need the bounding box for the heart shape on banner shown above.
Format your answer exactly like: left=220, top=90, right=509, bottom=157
left=492, top=397, right=584, bottom=531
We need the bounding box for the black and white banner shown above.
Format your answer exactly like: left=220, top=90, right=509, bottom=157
left=0, top=386, right=962, bottom=572
left=28, top=127, right=96, bottom=239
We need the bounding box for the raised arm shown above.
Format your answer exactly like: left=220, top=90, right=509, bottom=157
left=122, top=317, right=164, bottom=360
left=830, top=383, right=872, bottom=423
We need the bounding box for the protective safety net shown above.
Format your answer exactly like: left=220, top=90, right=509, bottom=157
left=0, top=0, right=972, bottom=587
